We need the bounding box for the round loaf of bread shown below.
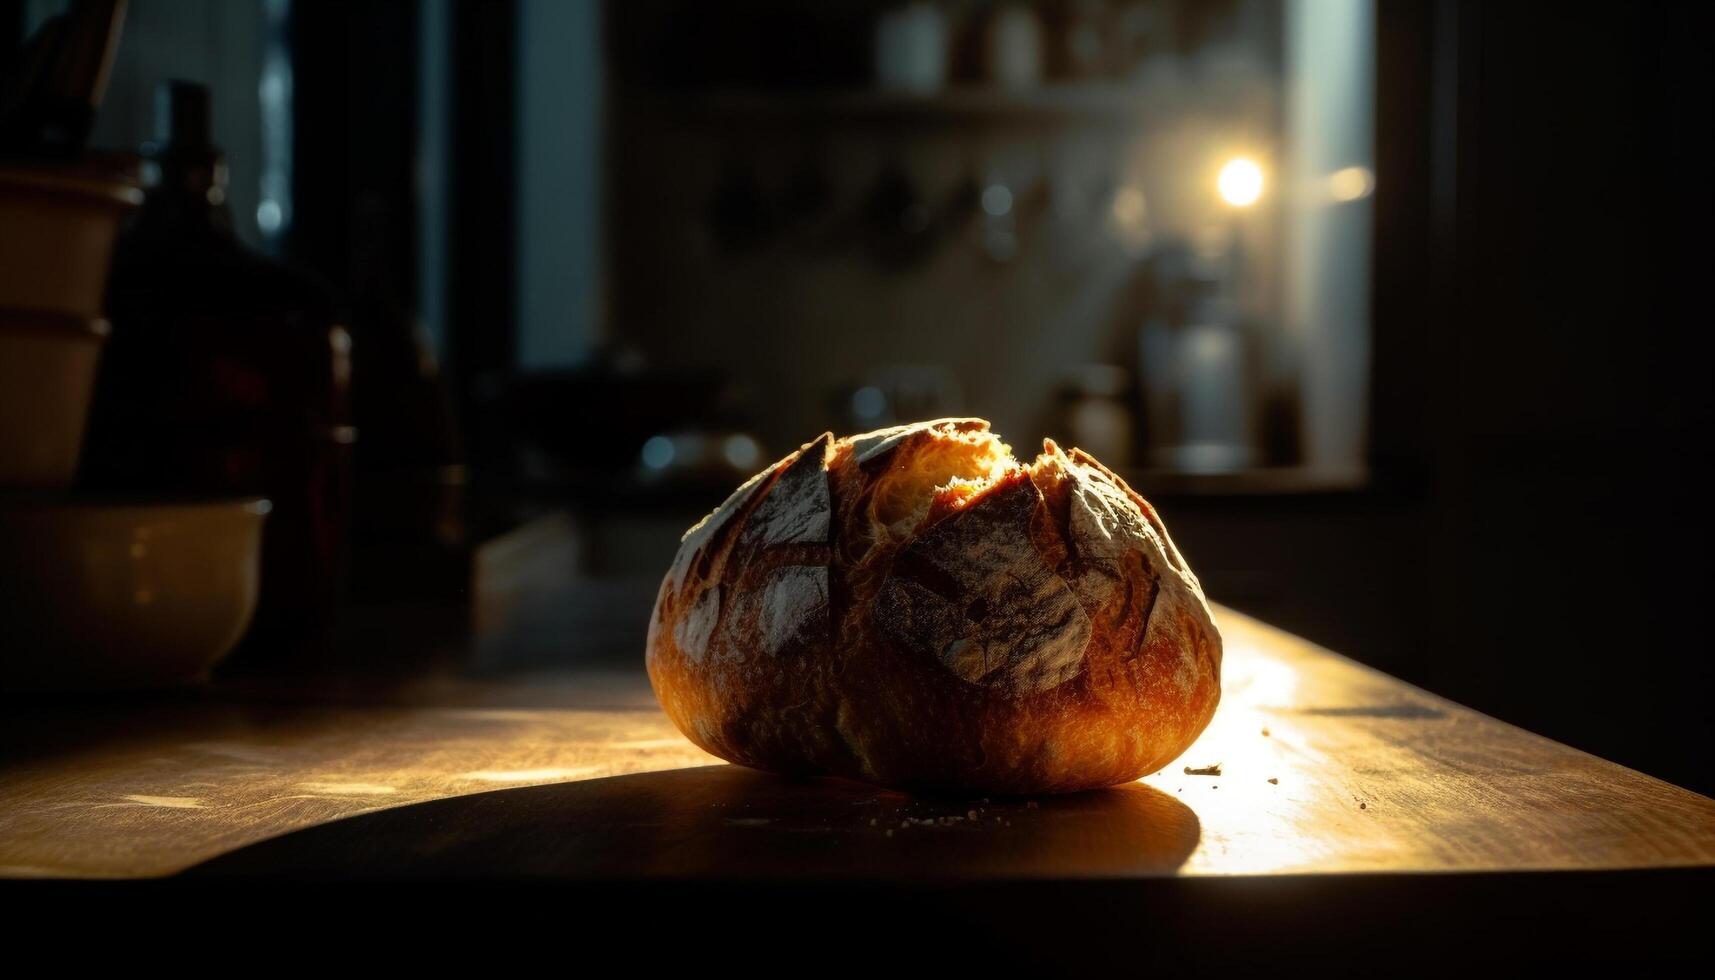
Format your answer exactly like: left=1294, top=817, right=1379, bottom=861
left=646, top=419, right=1221, bottom=795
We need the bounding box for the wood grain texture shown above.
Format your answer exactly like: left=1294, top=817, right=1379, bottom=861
left=2, top=607, right=1712, bottom=880
left=0, top=672, right=719, bottom=879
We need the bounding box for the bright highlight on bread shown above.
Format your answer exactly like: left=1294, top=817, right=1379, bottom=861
left=647, top=418, right=1222, bottom=796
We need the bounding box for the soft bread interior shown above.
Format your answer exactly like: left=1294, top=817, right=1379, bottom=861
left=865, top=426, right=1017, bottom=541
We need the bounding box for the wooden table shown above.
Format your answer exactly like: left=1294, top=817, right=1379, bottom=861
left=4, top=607, right=1712, bottom=960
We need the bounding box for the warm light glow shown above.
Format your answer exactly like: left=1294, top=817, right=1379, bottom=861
left=1217, top=157, right=1265, bottom=207
left=1110, top=186, right=1147, bottom=227
left=1108, top=185, right=1151, bottom=253
left=1136, top=628, right=1320, bottom=875
left=1327, top=166, right=1374, bottom=202
left=461, top=767, right=601, bottom=783
left=298, top=782, right=400, bottom=795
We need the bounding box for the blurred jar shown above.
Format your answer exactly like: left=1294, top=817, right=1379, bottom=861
left=1138, top=285, right=1255, bottom=473
left=1054, top=365, right=1134, bottom=466
left=874, top=3, right=949, bottom=93
left=80, top=81, right=352, bottom=668
left=985, top=3, right=1045, bottom=90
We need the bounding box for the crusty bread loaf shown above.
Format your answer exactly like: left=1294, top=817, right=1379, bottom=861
left=646, top=419, right=1221, bottom=795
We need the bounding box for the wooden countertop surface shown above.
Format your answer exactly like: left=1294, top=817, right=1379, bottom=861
left=3, top=606, right=1713, bottom=882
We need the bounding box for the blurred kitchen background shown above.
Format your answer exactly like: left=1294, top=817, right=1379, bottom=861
left=2, top=1, right=1710, bottom=794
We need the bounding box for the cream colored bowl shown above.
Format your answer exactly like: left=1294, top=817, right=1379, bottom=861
left=0, top=497, right=269, bottom=690
left=0, top=310, right=108, bottom=488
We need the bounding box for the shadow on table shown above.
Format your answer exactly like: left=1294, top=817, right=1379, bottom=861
left=185, top=764, right=1202, bottom=880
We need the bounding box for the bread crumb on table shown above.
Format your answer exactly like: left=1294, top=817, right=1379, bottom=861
left=1268, top=777, right=1279, bottom=785
left=1184, top=763, right=1222, bottom=776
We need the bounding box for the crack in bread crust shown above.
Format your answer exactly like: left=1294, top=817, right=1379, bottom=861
left=848, top=418, right=990, bottom=466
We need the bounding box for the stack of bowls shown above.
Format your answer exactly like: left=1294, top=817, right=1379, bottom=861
left=0, top=162, right=268, bottom=690
left=0, top=164, right=136, bottom=487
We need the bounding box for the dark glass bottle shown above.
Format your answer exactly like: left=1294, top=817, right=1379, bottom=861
left=81, top=80, right=353, bottom=670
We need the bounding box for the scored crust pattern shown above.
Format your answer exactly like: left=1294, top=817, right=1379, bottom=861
left=657, top=434, right=835, bottom=665
left=655, top=423, right=1208, bottom=688
left=874, top=475, right=1091, bottom=693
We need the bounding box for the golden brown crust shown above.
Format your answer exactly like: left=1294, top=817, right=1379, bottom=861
left=646, top=419, right=1221, bottom=795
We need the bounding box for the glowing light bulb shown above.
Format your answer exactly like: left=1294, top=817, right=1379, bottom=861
left=1217, top=157, right=1264, bottom=207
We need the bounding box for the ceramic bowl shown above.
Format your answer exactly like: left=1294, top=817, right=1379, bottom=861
left=0, top=165, right=142, bottom=318
left=0, top=310, right=109, bottom=487
left=0, top=496, right=269, bottom=690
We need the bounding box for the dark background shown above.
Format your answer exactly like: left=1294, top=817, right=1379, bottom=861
left=1366, top=1, right=1714, bottom=794
left=5, top=0, right=1711, bottom=796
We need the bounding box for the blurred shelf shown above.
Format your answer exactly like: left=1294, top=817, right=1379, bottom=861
left=627, top=77, right=1277, bottom=127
